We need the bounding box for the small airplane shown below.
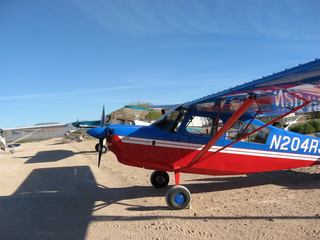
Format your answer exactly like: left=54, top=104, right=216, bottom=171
left=64, top=129, right=85, bottom=143
left=0, top=123, right=70, bottom=154
left=87, top=59, right=320, bottom=210
left=0, top=129, right=17, bottom=154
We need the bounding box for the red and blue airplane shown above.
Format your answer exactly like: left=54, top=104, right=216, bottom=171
left=87, top=59, right=320, bottom=210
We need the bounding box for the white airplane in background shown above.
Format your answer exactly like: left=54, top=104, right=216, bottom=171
left=0, top=129, right=15, bottom=153
left=0, top=123, right=70, bottom=154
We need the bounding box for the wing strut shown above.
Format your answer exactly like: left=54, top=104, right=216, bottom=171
left=181, top=92, right=311, bottom=170
left=183, top=97, right=256, bottom=169
left=10, top=128, right=42, bottom=144
left=210, top=96, right=312, bottom=156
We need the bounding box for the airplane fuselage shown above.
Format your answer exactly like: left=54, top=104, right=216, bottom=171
left=105, top=120, right=319, bottom=176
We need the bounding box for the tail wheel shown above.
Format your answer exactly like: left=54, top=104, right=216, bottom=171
left=150, top=170, right=169, bottom=188
left=166, top=185, right=191, bottom=210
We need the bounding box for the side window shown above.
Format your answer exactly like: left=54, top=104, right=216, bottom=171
left=248, top=125, right=269, bottom=144
left=227, top=122, right=270, bottom=144
left=186, top=116, right=213, bottom=136
left=226, top=121, right=244, bottom=140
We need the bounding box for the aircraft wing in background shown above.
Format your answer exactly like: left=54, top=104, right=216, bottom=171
left=3, top=123, right=70, bottom=144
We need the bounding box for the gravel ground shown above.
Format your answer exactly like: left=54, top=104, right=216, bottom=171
left=0, top=138, right=319, bottom=240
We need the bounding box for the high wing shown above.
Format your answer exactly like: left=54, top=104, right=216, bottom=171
left=184, top=59, right=320, bottom=116
left=3, top=123, right=70, bottom=143
left=180, top=59, right=320, bottom=169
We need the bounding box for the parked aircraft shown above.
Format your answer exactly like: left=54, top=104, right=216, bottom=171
left=87, top=59, right=320, bottom=210
left=0, top=129, right=16, bottom=153
left=0, top=123, right=69, bottom=154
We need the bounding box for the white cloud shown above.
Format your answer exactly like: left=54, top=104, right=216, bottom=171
left=0, top=85, right=144, bottom=101
left=71, top=0, right=320, bottom=40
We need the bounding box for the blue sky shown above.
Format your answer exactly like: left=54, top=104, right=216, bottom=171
left=1, top=0, right=320, bottom=128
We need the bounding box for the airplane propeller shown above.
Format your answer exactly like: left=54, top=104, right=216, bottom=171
left=101, top=105, right=106, bottom=128
left=97, top=137, right=104, bottom=167
left=86, top=105, right=113, bottom=168
left=98, top=105, right=106, bottom=167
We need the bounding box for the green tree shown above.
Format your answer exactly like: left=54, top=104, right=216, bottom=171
left=289, top=122, right=316, bottom=134
left=310, top=120, right=320, bottom=132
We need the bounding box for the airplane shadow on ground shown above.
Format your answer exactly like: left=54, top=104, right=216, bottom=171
left=24, top=150, right=75, bottom=163
left=0, top=165, right=319, bottom=239
left=15, top=150, right=96, bottom=164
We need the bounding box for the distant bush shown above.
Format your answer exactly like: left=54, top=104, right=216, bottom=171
left=304, top=123, right=316, bottom=134
left=145, top=110, right=162, bottom=121
left=129, top=102, right=162, bottom=121
left=289, top=122, right=316, bottom=134
left=310, top=120, right=320, bottom=132
left=309, top=112, right=320, bottom=119
left=289, top=124, right=304, bottom=133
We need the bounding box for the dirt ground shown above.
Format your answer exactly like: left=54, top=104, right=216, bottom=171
left=0, top=138, right=319, bottom=240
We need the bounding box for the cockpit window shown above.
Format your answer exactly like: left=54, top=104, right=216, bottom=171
left=153, top=107, right=187, bottom=132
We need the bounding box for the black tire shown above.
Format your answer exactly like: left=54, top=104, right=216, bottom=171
left=150, top=170, right=169, bottom=188
left=95, top=143, right=100, bottom=152
left=166, top=185, right=191, bottom=210
left=95, top=143, right=107, bottom=153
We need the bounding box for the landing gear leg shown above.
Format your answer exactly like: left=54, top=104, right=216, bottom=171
left=165, top=171, right=191, bottom=210
left=174, top=171, right=180, bottom=185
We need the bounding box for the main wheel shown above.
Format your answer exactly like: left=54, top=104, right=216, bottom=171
left=95, top=143, right=107, bottom=153
left=166, top=185, right=191, bottom=210
left=95, top=143, right=100, bottom=152
left=150, top=170, right=169, bottom=188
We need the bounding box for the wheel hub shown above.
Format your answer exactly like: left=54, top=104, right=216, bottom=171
left=174, top=193, right=185, bottom=205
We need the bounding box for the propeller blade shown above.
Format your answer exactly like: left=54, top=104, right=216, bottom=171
left=98, top=138, right=104, bottom=167
left=101, top=105, right=106, bottom=127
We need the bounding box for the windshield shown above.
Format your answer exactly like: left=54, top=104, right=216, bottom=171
left=153, top=106, right=187, bottom=132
